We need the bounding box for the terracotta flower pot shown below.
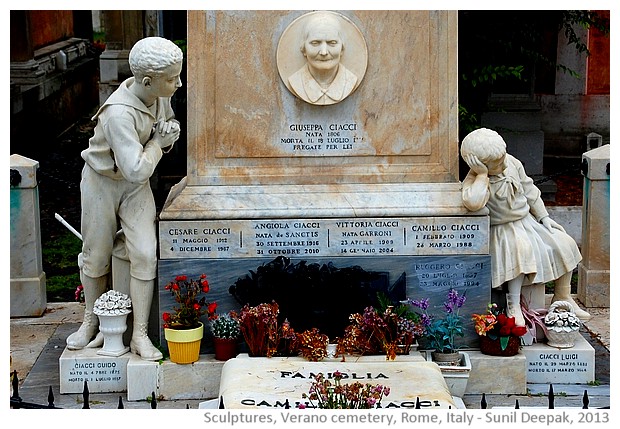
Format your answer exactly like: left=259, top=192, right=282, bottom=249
left=478, top=334, right=520, bottom=356
left=213, top=337, right=238, bottom=361
left=165, top=323, right=203, bottom=364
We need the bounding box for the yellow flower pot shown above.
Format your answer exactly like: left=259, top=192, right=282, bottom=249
left=164, top=323, right=203, bottom=364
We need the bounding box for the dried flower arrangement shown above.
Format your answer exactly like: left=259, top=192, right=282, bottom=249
left=336, top=301, right=423, bottom=360
left=300, top=371, right=390, bottom=409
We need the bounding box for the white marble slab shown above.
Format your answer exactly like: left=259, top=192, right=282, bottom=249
left=218, top=354, right=459, bottom=409
left=59, top=347, right=130, bottom=394
left=521, top=334, right=595, bottom=384
left=160, top=216, right=489, bottom=259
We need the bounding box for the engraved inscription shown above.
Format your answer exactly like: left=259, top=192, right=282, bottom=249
left=159, top=217, right=489, bottom=259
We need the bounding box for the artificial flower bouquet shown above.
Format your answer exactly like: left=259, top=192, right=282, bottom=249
left=471, top=303, right=527, bottom=356
left=162, top=274, right=217, bottom=330
left=405, top=288, right=467, bottom=356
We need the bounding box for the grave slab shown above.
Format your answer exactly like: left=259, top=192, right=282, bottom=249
left=218, top=354, right=462, bottom=409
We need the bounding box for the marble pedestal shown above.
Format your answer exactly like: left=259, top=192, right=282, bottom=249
left=59, top=348, right=130, bottom=394
left=521, top=334, right=595, bottom=384
left=60, top=340, right=590, bottom=401
left=10, top=154, right=46, bottom=317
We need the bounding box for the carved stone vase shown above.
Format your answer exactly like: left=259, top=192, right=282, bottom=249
left=97, top=312, right=130, bottom=357
left=165, top=323, right=203, bottom=364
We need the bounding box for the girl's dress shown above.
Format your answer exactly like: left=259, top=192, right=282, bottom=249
left=462, top=154, right=581, bottom=288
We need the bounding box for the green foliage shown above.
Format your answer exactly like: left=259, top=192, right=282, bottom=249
left=42, top=232, right=81, bottom=301
left=376, top=292, right=420, bottom=324
left=424, top=313, right=465, bottom=353
left=461, top=65, right=524, bottom=89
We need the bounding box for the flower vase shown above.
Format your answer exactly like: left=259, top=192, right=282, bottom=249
left=213, top=337, right=238, bottom=361
left=165, top=323, right=204, bottom=364
left=97, top=313, right=130, bottom=357
left=479, top=335, right=520, bottom=356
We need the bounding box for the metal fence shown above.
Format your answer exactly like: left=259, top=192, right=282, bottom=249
left=10, top=370, right=608, bottom=410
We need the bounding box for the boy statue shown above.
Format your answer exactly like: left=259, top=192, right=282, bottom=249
left=66, top=37, right=183, bottom=360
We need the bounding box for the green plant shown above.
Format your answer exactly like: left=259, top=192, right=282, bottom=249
left=406, top=289, right=467, bottom=353
left=211, top=312, right=241, bottom=339
left=162, top=274, right=217, bottom=330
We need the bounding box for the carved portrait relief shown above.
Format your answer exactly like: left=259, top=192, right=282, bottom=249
left=277, top=11, right=368, bottom=106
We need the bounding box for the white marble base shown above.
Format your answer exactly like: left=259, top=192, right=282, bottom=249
left=521, top=333, right=595, bottom=384
left=126, top=354, right=225, bottom=401
left=161, top=182, right=486, bottom=220
left=65, top=339, right=590, bottom=400
left=423, top=351, right=472, bottom=397
left=97, top=346, right=130, bottom=357
left=465, top=350, right=527, bottom=395
left=59, top=347, right=130, bottom=394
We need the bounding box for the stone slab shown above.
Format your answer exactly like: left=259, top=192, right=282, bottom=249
left=161, top=182, right=484, bottom=221
left=546, top=206, right=581, bottom=247
left=184, top=11, right=458, bottom=188
left=158, top=254, right=491, bottom=348
left=464, top=350, right=527, bottom=395
left=577, top=265, right=610, bottom=307
left=59, top=347, right=130, bottom=394
left=522, top=334, right=595, bottom=384
left=126, top=355, right=225, bottom=401
left=218, top=354, right=461, bottom=409
left=160, top=216, right=489, bottom=259
left=10, top=274, right=47, bottom=317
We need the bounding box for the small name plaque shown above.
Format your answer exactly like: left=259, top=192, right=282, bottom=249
left=59, top=348, right=129, bottom=394
left=522, top=335, right=595, bottom=384
left=159, top=216, right=488, bottom=259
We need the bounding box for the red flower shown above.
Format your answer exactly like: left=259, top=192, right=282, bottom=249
left=497, top=313, right=507, bottom=325
left=511, top=326, right=528, bottom=336
left=499, top=325, right=512, bottom=336
left=208, top=302, right=217, bottom=314
left=504, top=316, right=516, bottom=329
left=163, top=274, right=217, bottom=329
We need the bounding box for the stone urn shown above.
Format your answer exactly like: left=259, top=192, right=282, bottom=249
left=93, top=290, right=132, bottom=357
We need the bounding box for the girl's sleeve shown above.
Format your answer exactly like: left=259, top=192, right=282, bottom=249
left=461, top=170, right=490, bottom=212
